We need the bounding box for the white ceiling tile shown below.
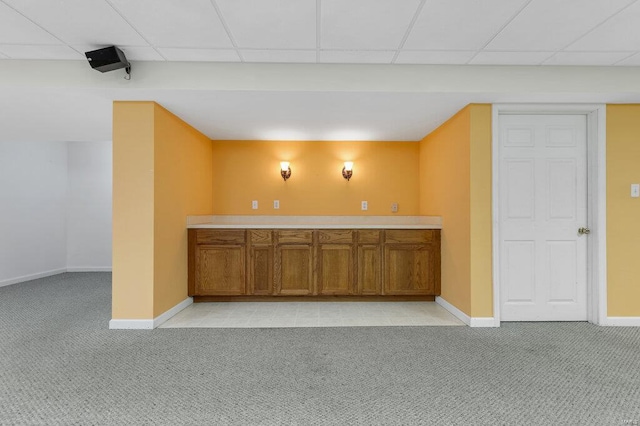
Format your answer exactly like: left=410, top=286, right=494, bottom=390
left=321, top=0, right=421, bottom=50
left=395, top=50, right=475, bottom=64
left=0, top=2, right=62, bottom=45
left=75, top=45, right=165, bottom=61
left=470, top=51, right=555, bottom=65
left=318, top=50, right=395, bottom=64
left=0, top=44, right=84, bottom=60
left=3, top=0, right=147, bottom=46
left=615, top=52, right=640, bottom=66
left=109, top=0, right=232, bottom=49
left=158, top=48, right=240, bottom=62
left=404, top=0, right=529, bottom=51
left=488, top=0, right=634, bottom=51
left=543, top=51, right=631, bottom=66
left=240, top=50, right=316, bottom=63
left=111, top=46, right=164, bottom=61
left=216, top=0, right=316, bottom=49
left=566, top=1, right=640, bottom=52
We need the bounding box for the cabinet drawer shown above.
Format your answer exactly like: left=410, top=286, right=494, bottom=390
left=249, top=230, right=272, bottom=244
left=277, top=230, right=313, bottom=244
left=357, top=230, right=381, bottom=244
left=385, top=230, right=435, bottom=244
left=318, top=230, right=353, bottom=244
left=196, top=230, right=246, bottom=245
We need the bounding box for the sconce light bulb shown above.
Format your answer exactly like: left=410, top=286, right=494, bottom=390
left=342, top=161, right=353, bottom=181
left=280, top=162, right=291, bottom=181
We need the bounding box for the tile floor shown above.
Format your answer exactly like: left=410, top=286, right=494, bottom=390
left=159, top=301, right=465, bottom=328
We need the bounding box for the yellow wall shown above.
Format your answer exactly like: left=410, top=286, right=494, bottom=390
left=419, top=104, right=492, bottom=317
left=112, top=100, right=640, bottom=322
left=468, top=105, right=493, bottom=317
left=112, top=101, right=213, bottom=320
left=606, top=105, right=640, bottom=317
left=419, top=107, right=472, bottom=314
left=211, top=141, right=420, bottom=216
left=153, top=104, right=213, bottom=317
left=112, top=102, right=155, bottom=319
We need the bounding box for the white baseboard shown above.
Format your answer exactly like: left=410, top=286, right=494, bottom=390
left=0, top=267, right=113, bottom=288
left=436, top=296, right=499, bottom=327
left=109, top=297, right=193, bottom=330
left=153, top=297, right=193, bottom=328
left=0, top=268, right=67, bottom=288
left=604, top=317, right=640, bottom=326
left=67, top=267, right=112, bottom=272
left=109, top=319, right=154, bottom=330
left=436, top=296, right=470, bottom=325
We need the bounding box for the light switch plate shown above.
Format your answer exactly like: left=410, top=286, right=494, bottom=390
left=361, top=201, right=368, bottom=211
left=391, top=203, right=398, bottom=213
left=252, top=200, right=258, bottom=209
left=632, top=184, right=640, bottom=198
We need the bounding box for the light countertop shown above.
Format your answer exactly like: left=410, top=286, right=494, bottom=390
left=187, top=215, right=442, bottom=229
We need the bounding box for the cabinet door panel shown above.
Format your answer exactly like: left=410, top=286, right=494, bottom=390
left=318, top=244, right=353, bottom=295
left=195, top=245, right=245, bottom=295
left=357, top=230, right=381, bottom=244
left=385, top=230, right=435, bottom=244
left=250, top=245, right=273, bottom=295
left=196, top=230, right=246, bottom=245
left=384, top=245, right=435, bottom=295
left=358, top=245, right=381, bottom=295
left=318, top=230, right=353, bottom=244
left=277, top=230, right=313, bottom=244
left=249, top=230, right=272, bottom=244
left=276, top=245, right=313, bottom=295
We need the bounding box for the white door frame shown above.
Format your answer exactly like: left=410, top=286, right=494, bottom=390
left=492, top=104, right=607, bottom=326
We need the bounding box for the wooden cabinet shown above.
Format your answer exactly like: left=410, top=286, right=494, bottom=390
left=317, top=230, right=354, bottom=295
left=384, top=230, right=440, bottom=295
left=189, top=230, right=246, bottom=296
left=189, top=228, right=440, bottom=298
left=248, top=230, right=273, bottom=295
left=356, top=230, right=382, bottom=295
left=274, top=230, right=314, bottom=295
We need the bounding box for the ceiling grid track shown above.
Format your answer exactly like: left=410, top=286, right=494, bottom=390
left=210, top=0, right=243, bottom=62
left=104, top=0, right=167, bottom=60
left=0, top=0, right=76, bottom=58
left=543, top=0, right=640, bottom=66
left=391, top=0, right=427, bottom=64
left=465, top=0, right=535, bottom=65
left=316, top=0, right=322, bottom=63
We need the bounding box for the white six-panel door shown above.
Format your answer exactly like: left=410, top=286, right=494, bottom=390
left=499, top=115, right=588, bottom=321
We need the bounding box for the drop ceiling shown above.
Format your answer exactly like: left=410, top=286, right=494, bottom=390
left=1, top=0, right=640, bottom=142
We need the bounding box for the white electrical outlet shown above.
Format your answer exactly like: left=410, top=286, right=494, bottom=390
left=252, top=200, right=258, bottom=209
left=391, top=203, right=398, bottom=213
left=361, top=201, right=368, bottom=211
left=273, top=200, right=280, bottom=209
left=632, top=184, right=640, bottom=198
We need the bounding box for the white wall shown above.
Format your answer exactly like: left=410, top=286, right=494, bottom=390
left=0, top=141, right=112, bottom=287
left=0, top=141, right=68, bottom=285
left=66, top=141, right=112, bottom=271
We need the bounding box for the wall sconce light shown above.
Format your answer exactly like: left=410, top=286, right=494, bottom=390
left=280, top=162, right=291, bottom=181
left=342, top=161, right=353, bottom=181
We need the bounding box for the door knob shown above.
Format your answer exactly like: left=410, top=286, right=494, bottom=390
left=578, top=227, right=591, bottom=235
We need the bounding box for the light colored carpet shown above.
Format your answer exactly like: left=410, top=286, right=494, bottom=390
left=1, top=272, right=639, bottom=425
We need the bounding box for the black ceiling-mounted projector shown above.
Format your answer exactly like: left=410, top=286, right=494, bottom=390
left=85, top=46, right=131, bottom=79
